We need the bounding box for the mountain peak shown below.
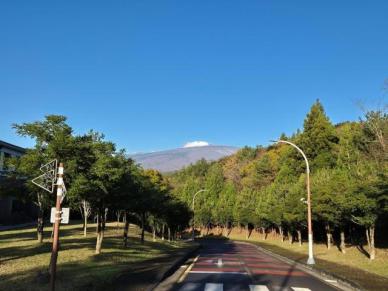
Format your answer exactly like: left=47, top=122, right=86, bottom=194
left=130, top=144, right=238, bottom=173
left=183, top=141, right=210, bottom=148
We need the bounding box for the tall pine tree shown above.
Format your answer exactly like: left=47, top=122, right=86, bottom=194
left=299, top=100, right=338, bottom=170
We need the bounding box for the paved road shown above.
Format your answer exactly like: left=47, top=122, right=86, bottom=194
left=174, top=240, right=338, bottom=291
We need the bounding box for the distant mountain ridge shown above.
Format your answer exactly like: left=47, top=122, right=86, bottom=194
left=130, top=145, right=239, bottom=173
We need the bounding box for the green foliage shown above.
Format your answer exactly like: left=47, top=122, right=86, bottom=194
left=6, top=115, right=191, bottom=249
left=299, top=100, right=338, bottom=170
left=169, top=100, right=388, bottom=250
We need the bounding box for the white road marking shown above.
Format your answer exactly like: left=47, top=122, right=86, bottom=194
left=249, top=285, right=270, bottom=291
left=178, top=283, right=201, bottom=291
left=178, top=255, right=199, bottom=283
left=189, top=271, right=248, bottom=275
left=291, top=288, right=312, bottom=291
left=204, top=283, right=223, bottom=291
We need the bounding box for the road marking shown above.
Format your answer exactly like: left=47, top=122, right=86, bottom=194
left=246, top=263, right=292, bottom=269
left=191, top=267, right=244, bottom=272
left=189, top=270, right=248, bottom=275
left=178, top=255, right=199, bottom=283
left=249, top=285, right=270, bottom=291
left=250, top=269, right=307, bottom=276
left=291, top=288, right=312, bottom=291
left=204, top=283, right=223, bottom=291
left=178, top=283, right=201, bottom=291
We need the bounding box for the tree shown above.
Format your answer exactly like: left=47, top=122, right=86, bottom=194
left=283, top=177, right=306, bottom=245
left=67, top=132, right=100, bottom=237
left=313, top=168, right=355, bottom=252
left=350, top=107, right=388, bottom=260
left=13, top=115, right=74, bottom=242
left=299, top=100, right=338, bottom=170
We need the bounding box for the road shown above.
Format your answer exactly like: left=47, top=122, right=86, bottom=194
left=173, top=240, right=339, bottom=291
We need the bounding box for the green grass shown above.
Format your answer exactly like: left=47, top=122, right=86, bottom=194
left=202, top=228, right=388, bottom=291
left=0, top=221, right=192, bottom=291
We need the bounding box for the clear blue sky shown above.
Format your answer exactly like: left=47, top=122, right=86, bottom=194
left=1, top=1, right=387, bottom=153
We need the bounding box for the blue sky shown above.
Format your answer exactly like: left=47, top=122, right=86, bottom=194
left=1, top=1, right=387, bottom=153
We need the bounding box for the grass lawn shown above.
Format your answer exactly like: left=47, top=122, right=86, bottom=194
left=203, top=228, right=388, bottom=291
left=0, top=221, right=192, bottom=291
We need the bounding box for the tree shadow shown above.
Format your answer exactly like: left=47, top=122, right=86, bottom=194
left=0, top=237, right=96, bottom=263
left=248, top=227, right=253, bottom=239
left=279, top=260, right=297, bottom=290
left=1, top=233, right=190, bottom=291
left=356, top=244, right=371, bottom=259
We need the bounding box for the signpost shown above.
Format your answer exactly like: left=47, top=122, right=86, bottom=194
left=50, top=207, right=70, bottom=224
left=32, top=160, right=67, bottom=291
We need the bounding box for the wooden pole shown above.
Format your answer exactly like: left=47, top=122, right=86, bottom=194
left=49, top=163, right=64, bottom=291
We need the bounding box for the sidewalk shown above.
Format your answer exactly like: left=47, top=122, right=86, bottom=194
left=114, top=243, right=199, bottom=291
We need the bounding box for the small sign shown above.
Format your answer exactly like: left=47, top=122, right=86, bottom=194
left=50, top=207, right=70, bottom=224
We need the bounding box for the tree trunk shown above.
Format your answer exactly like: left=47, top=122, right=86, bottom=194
left=297, top=229, right=302, bottom=246
left=168, top=227, right=171, bottom=242
left=278, top=226, right=284, bottom=242
left=104, top=208, right=108, bottom=223
left=368, top=226, right=376, bottom=260
left=245, top=225, right=249, bottom=240
left=340, top=229, right=346, bottom=254
left=261, top=227, right=266, bottom=240
left=37, top=208, right=44, bottom=243
left=79, top=205, right=85, bottom=231
left=288, top=230, right=293, bottom=244
left=152, top=222, right=156, bottom=242
left=123, top=211, right=129, bottom=247
left=161, top=224, right=165, bottom=240
left=36, top=195, right=44, bottom=243
left=95, top=212, right=104, bottom=254
left=366, top=228, right=371, bottom=249
left=84, top=212, right=88, bottom=237
left=140, top=212, right=145, bottom=244
left=326, top=224, right=332, bottom=250
left=80, top=200, right=91, bottom=237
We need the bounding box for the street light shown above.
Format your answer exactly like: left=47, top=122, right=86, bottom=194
left=192, top=189, right=208, bottom=240
left=271, top=140, right=315, bottom=265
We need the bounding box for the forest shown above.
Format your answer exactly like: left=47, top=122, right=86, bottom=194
left=169, top=100, right=387, bottom=260
left=0, top=115, right=191, bottom=254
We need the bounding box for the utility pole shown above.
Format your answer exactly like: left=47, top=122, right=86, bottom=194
left=271, top=140, right=315, bottom=265
left=49, top=163, right=65, bottom=291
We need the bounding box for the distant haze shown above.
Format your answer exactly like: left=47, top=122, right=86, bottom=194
left=130, top=145, right=239, bottom=173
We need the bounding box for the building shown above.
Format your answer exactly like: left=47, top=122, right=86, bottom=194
left=0, top=140, right=27, bottom=223
left=0, top=139, right=26, bottom=173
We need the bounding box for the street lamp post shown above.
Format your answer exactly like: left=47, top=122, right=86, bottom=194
left=272, top=140, right=315, bottom=265
left=192, top=189, right=207, bottom=240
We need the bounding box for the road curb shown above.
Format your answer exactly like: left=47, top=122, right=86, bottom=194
left=150, top=243, right=201, bottom=291
left=236, top=240, right=363, bottom=291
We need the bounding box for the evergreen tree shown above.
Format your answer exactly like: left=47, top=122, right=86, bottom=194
left=299, top=100, right=338, bottom=170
